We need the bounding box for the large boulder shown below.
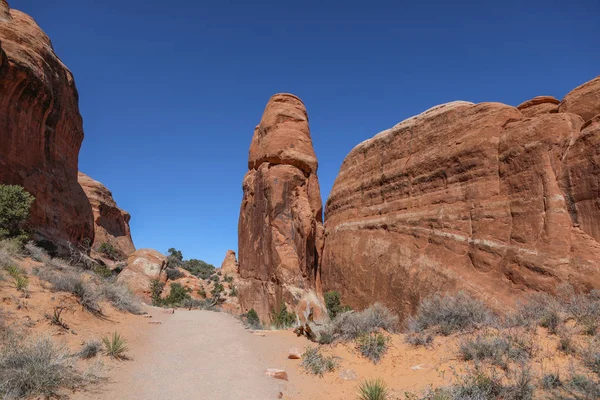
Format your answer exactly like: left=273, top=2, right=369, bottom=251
left=78, top=172, right=135, bottom=258
left=117, top=249, right=167, bottom=303
left=0, top=2, right=94, bottom=250
left=322, top=77, right=600, bottom=320
left=559, top=76, right=600, bottom=122
left=238, top=94, right=326, bottom=323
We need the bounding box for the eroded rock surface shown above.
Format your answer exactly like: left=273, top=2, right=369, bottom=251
left=517, top=96, right=559, bottom=118
left=117, top=249, right=167, bottom=303
left=78, top=172, right=135, bottom=258
left=220, top=250, right=239, bottom=277
left=238, top=94, right=326, bottom=323
left=322, top=76, right=600, bottom=319
left=0, top=3, right=94, bottom=249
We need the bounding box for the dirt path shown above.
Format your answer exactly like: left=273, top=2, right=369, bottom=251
left=77, top=307, right=285, bottom=400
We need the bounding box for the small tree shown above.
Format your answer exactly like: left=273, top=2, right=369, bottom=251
left=0, top=185, right=35, bottom=239
left=325, top=291, right=351, bottom=319
left=246, top=308, right=261, bottom=329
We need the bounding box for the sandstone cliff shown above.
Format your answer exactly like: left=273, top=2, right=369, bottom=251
left=0, top=2, right=94, bottom=249
left=78, top=172, right=135, bottom=258
left=322, top=76, right=600, bottom=319
left=238, top=94, right=326, bottom=323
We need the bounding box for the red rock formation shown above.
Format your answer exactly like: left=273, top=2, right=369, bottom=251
left=220, top=250, right=239, bottom=276
left=322, top=76, right=600, bottom=319
left=517, top=96, right=559, bottom=118
left=78, top=172, right=135, bottom=258
left=238, top=94, right=326, bottom=323
left=0, top=3, right=94, bottom=249
left=117, top=249, right=167, bottom=303
left=559, top=76, right=600, bottom=122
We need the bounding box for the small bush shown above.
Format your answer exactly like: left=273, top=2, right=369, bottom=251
left=565, top=373, right=600, bottom=399
left=78, top=340, right=102, bottom=359
left=229, top=285, right=237, bottom=297
left=166, top=267, right=184, bottom=281
left=0, top=335, right=99, bottom=398
left=300, top=347, right=338, bottom=376
left=244, top=308, right=262, bottom=330
left=405, top=332, right=434, bottom=347
left=162, top=283, right=191, bottom=306
left=211, top=274, right=220, bottom=283
left=25, top=242, right=49, bottom=262
left=98, top=242, right=122, bottom=261
left=541, top=373, right=562, bottom=390
left=101, top=284, right=143, bottom=314
left=458, top=333, right=530, bottom=369
left=357, top=378, right=389, bottom=400
left=211, top=283, right=224, bottom=298
left=223, top=275, right=233, bottom=283
left=102, top=332, right=128, bottom=360
left=0, top=184, right=35, bottom=239
left=327, top=303, right=398, bottom=341
left=47, top=306, right=69, bottom=330
left=197, top=288, right=207, bottom=298
left=582, top=338, right=600, bottom=377
left=150, top=279, right=164, bottom=306
left=37, top=269, right=102, bottom=315
left=271, top=304, right=296, bottom=329
left=325, top=290, right=351, bottom=319
left=408, top=292, right=494, bottom=336
left=356, top=332, right=390, bottom=364
left=182, top=298, right=217, bottom=311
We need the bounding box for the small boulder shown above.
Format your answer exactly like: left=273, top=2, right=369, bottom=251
left=265, top=369, right=288, bottom=381
left=288, top=348, right=302, bottom=359
left=117, top=249, right=168, bottom=303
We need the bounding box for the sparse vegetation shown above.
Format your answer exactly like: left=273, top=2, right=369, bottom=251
left=357, top=378, right=389, bottom=400
left=101, top=283, right=143, bottom=314
left=322, top=303, right=398, bottom=342
left=102, top=332, right=128, bottom=360
left=98, top=242, right=122, bottom=261
left=167, top=248, right=216, bottom=279
left=271, top=304, right=297, bottom=329
left=0, top=184, right=35, bottom=241
left=47, top=306, right=69, bottom=330
left=24, top=242, right=49, bottom=262
left=407, top=292, right=495, bottom=336
left=162, top=283, right=192, bottom=306
left=166, top=267, right=184, bottom=281
left=78, top=339, right=102, bottom=359
left=300, top=347, right=339, bottom=376
left=229, top=285, right=237, bottom=297
left=458, top=332, right=532, bottom=369
left=197, top=288, right=207, bottom=298
left=37, top=268, right=102, bottom=315
left=356, top=332, right=390, bottom=364
left=0, top=334, right=100, bottom=398
left=211, top=282, right=224, bottom=298
left=223, top=275, right=233, bottom=283
left=244, top=308, right=262, bottom=330
left=150, top=278, right=165, bottom=306
left=324, top=290, right=352, bottom=319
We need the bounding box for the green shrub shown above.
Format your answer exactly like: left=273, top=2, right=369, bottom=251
left=163, top=283, right=191, bottom=306
left=97, top=242, right=122, bottom=261
left=327, top=303, right=398, bottom=341
left=78, top=339, right=102, bottom=359
left=166, top=268, right=184, bottom=281
left=223, top=275, right=233, bottom=283
left=211, top=283, right=224, bottom=298
left=357, top=378, right=389, bottom=400
left=150, top=279, right=165, bottom=306
left=541, top=373, right=562, bottom=390
left=0, top=185, right=35, bottom=239
left=197, top=288, right=207, bottom=298
left=300, top=347, right=338, bottom=376
left=324, top=290, right=351, bottom=319
left=244, top=308, right=261, bottom=329
left=407, top=292, right=494, bottom=336
left=102, top=332, right=128, bottom=360
left=356, top=332, right=390, bottom=364
left=271, top=304, right=296, bottom=329
left=229, top=285, right=237, bottom=297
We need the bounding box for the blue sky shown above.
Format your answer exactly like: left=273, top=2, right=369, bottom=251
left=15, top=0, right=599, bottom=266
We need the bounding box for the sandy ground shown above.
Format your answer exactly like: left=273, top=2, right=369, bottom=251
left=74, top=307, right=286, bottom=400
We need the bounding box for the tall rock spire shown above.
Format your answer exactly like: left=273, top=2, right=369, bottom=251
left=237, top=94, right=326, bottom=324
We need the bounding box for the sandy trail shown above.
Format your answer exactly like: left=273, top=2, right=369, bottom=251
left=77, top=307, right=285, bottom=400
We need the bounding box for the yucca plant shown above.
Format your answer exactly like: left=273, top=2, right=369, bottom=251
left=14, top=274, right=29, bottom=291
left=102, top=331, right=128, bottom=360
left=357, top=378, right=388, bottom=400
left=5, top=264, right=22, bottom=279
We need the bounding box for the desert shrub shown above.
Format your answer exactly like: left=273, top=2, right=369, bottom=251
left=24, top=242, right=49, bottom=263
left=101, top=284, right=143, bottom=314
left=509, top=292, right=562, bottom=332
left=211, top=283, right=224, bottom=298
left=357, top=378, right=389, bottom=400
left=162, top=283, right=191, bottom=306
left=14, top=274, right=28, bottom=291
left=564, top=373, right=600, bottom=399
left=328, top=303, right=398, bottom=341
left=78, top=340, right=102, bottom=359
left=97, top=242, right=122, bottom=261
left=300, top=347, right=338, bottom=376
left=183, top=259, right=215, bottom=279
left=197, top=288, right=207, bottom=298
left=582, top=338, right=600, bottom=377
left=0, top=335, right=99, bottom=398
left=405, top=332, right=434, bottom=347
left=0, top=184, right=35, bottom=240
left=408, top=292, right=494, bottom=336
left=92, top=263, right=113, bottom=278
left=150, top=279, right=164, bottom=306
left=458, top=333, right=530, bottom=369
left=541, top=372, right=562, bottom=391
left=102, top=332, right=128, bottom=360
left=166, top=267, right=184, bottom=281
left=211, top=274, right=220, bottom=283
left=37, top=269, right=101, bottom=315
left=356, top=332, right=390, bottom=364
left=223, top=275, right=233, bottom=283
left=318, top=330, right=334, bottom=344
left=182, top=298, right=217, bottom=311
left=271, top=304, right=296, bottom=329
left=244, top=308, right=262, bottom=330
left=47, top=306, right=69, bottom=330
left=229, top=285, right=237, bottom=297
left=560, top=285, right=600, bottom=336
left=0, top=240, right=22, bottom=269
left=325, top=290, right=350, bottom=319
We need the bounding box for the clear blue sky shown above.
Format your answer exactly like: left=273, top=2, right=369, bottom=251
left=16, top=0, right=599, bottom=266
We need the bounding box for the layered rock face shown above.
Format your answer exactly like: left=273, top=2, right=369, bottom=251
left=0, top=3, right=94, bottom=248
left=322, top=76, right=600, bottom=319
left=117, top=249, right=167, bottom=303
left=78, top=172, right=135, bottom=257
left=238, top=94, right=326, bottom=323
